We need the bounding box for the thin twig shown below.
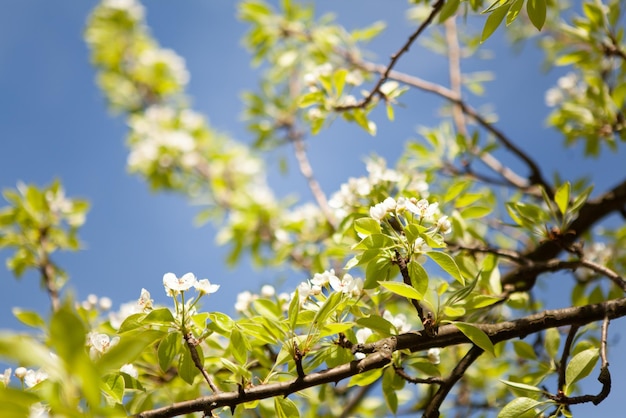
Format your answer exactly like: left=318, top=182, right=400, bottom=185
left=423, top=345, right=484, bottom=418
left=558, top=325, right=579, bottom=391
left=334, top=0, right=445, bottom=111
left=394, top=365, right=445, bottom=385
left=184, top=333, right=221, bottom=394
left=287, top=126, right=337, bottom=229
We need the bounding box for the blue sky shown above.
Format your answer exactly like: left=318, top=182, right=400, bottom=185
left=1, top=1, right=625, bottom=415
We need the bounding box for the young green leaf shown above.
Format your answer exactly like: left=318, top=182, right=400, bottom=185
left=453, top=322, right=495, bottom=356
left=379, top=281, right=424, bottom=300
left=481, top=3, right=508, bottom=42
left=426, top=251, right=464, bottom=284
left=354, top=217, right=382, bottom=236
left=565, top=348, right=599, bottom=391
left=527, top=0, right=547, bottom=30
left=500, top=379, right=545, bottom=394
left=497, top=397, right=546, bottom=418
left=554, top=182, right=571, bottom=216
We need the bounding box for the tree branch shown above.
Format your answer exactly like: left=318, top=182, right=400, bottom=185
left=136, top=297, right=626, bottom=418
left=423, top=345, right=484, bottom=418
left=502, top=178, right=626, bottom=292
left=334, top=0, right=444, bottom=111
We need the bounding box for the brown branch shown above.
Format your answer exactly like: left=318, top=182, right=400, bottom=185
left=136, top=297, right=626, bottom=418
left=558, top=325, right=579, bottom=391
left=184, top=333, right=220, bottom=394
left=423, top=345, right=484, bottom=418
left=502, top=178, right=626, bottom=292
left=334, top=0, right=444, bottom=111
left=338, top=383, right=376, bottom=418
left=347, top=59, right=540, bottom=194
left=394, top=365, right=445, bottom=385
left=37, top=227, right=60, bottom=312
left=287, top=126, right=337, bottom=229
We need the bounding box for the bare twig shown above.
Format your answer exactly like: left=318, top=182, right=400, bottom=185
left=37, top=228, right=60, bottom=312
left=334, top=0, right=445, bottom=111
left=287, top=126, right=338, bottom=229
left=184, top=333, right=221, bottom=394
left=136, top=297, right=626, bottom=418
left=423, top=345, right=484, bottom=418
left=558, top=325, right=580, bottom=391
left=394, top=365, right=445, bottom=385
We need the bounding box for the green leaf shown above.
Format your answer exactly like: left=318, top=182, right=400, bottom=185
left=453, top=322, right=495, bottom=356
left=364, top=256, right=394, bottom=289
left=506, top=0, right=524, bottom=25
left=12, top=308, right=45, bottom=329
left=512, top=340, right=537, bottom=360
left=157, top=332, right=180, bottom=372
left=526, top=0, right=546, bottom=30
left=554, top=182, right=570, bottom=215
left=379, top=281, right=423, bottom=300
left=354, top=217, right=382, bottom=236
left=386, top=102, right=394, bottom=121
left=426, top=252, right=464, bottom=284
left=313, top=291, right=344, bottom=326
left=288, top=288, right=300, bottom=330
left=298, top=91, right=324, bottom=108
left=459, top=206, right=492, bottom=219
left=230, top=327, right=249, bottom=364
left=49, top=306, right=87, bottom=364
left=545, top=327, right=560, bottom=360
left=143, top=307, right=175, bottom=325
left=97, top=330, right=165, bottom=372
left=565, top=348, right=599, bottom=391
left=408, top=260, right=429, bottom=297
left=356, top=315, right=395, bottom=336
left=348, top=368, right=383, bottom=387
left=333, top=68, right=348, bottom=97
left=274, top=396, right=300, bottom=418
left=500, top=379, right=544, bottom=394
left=438, top=0, right=460, bottom=22
left=497, top=397, right=545, bottom=418
left=104, top=373, right=126, bottom=403
left=481, top=3, right=508, bottom=42
left=178, top=347, right=198, bottom=385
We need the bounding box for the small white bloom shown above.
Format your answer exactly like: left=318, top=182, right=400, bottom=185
left=163, top=272, right=198, bottom=295
left=307, top=107, right=323, bottom=120
left=311, top=269, right=337, bottom=287
left=99, top=296, right=113, bottom=311
left=235, top=291, right=256, bottom=312
left=194, top=278, right=220, bottom=295
left=88, top=333, right=120, bottom=358
left=436, top=215, right=452, bottom=234
left=369, top=202, right=387, bottom=222
left=24, top=369, right=48, bottom=388
left=120, top=364, right=138, bottom=379
left=383, top=311, right=412, bottom=333
left=87, top=294, right=98, bottom=306
left=15, top=367, right=27, bottom=379
left=2, top=368, right=11, bottom=386
left=355, top=328, right=373, bottom=360
left=329, top=273, right=363, bottom=297
left=427, top=348, right=441, bottom=364
left=260, top=285, right=276, bottom=298
left=138, top=288, right=153, bottom=310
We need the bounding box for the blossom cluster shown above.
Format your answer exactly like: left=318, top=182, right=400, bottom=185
left=328, top=157, right=429, bottom=221
left=369, top=196, right=451, bottom=234
left=545, top=72, right=586, bottom=108
left=127, top=106, right=204, bottom=172
left=162, top=272, right=220, bottom=296
left=297, top=269, right=364, bottom=306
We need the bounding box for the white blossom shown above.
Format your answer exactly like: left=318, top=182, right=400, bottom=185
left=23, top=369, right=48, bottom=388
left=383, top=311, right=412, bottom=333
left=2, top=368, right=11, bottom=387
left=235, top=291, right=256, bottom=312
left=163, top=272, right=198, bottom=295
left=427, top=348, right=441, bottom=364
left=88, top=333, right=120, bottom=358
left=194, top=278, right=220, bottom=295
left=311, top=269, right=337, bottom=287
left=261, top=285, right=276, bottom=298
left=120, top=363, right=139, bottom=379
